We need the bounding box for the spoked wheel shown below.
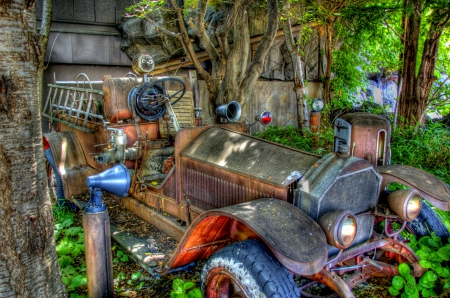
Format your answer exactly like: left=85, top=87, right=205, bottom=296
left=201, top=239, right=300, bottom=298
left=406, top=202, right=449, bottom=239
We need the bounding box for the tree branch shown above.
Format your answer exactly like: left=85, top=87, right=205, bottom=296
left=239, top=0, right=278, bottom=107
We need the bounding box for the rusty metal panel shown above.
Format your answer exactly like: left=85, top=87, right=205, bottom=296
left=378, top=164, right=450, bottom=211
left=181, top=158, right=287, bottom=210
left=102, top=77, right=140, bottom=122
left=335, top=113, right=391, bottom=166
left=165, top=198, right=328, bottom=275
left=181, top=127, right=319, bottom=188
left=294, top=153, right=382, bottom=221
left=44, top=131, right=98, bottom=199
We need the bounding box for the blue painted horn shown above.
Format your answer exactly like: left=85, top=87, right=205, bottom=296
left=85, top=164, right=131, bottom=197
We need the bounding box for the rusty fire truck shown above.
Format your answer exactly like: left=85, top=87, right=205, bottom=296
left=43, top=55, right=450, bottom=297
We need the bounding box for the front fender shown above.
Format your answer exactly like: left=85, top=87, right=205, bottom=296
left=377, top=164, right=450, bottom=211
left=44, top=131, right=97, bottom=200
left=164, top=198, right=328, bottom=275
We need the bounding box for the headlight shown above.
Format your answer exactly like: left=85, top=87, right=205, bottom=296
left=318, top=211, right=357, bottom=249
left=387, top=189, right=422, bottom=222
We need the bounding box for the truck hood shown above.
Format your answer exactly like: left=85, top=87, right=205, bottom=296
left=181, top=127, right=320, bottom=188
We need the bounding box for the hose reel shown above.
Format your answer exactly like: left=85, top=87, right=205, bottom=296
left=128, top=77, right=186, bottom=121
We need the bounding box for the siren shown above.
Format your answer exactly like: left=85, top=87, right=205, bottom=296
left=86, top=163, right=131, bottom=198
left=216, top=101, right=242, bottom=122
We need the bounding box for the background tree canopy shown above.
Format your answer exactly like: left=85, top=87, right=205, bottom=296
left=125, top=0, right=450, bottom=127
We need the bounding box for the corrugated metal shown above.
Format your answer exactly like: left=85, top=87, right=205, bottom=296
left=181, top=158, right=289, bottom=210
left=181, top=127, right=319, bottom=188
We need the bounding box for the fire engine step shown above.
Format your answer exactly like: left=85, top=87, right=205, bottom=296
left=72, top=197, right=187, bottom=277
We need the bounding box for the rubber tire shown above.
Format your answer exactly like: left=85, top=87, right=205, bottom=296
left=201, top=239, right=300, bottom=298
left=44, top=148, right=76, bottom=209
left=406, top=202, right=449, bottom=239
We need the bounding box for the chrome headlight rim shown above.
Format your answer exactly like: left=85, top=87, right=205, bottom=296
left=318, top=210, right=357, bottom=250
left=387, top=189, right=422, bottom=222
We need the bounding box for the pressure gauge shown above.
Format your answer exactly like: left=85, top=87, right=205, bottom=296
left=311, top=98, right=325, bottom=112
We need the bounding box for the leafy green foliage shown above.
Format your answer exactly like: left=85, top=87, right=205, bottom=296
left=113, top=248, right=130, bottom=263
left=254, top=125, right=333, bottom=155
left=114, top=270, right=145, bottom=293
left=53, top=206, right=87, bottom=294
left=390, top=234, right=450, bottom=297
left=391, top=121, right=450, bottom=185
left=170, top=278, right=202, bottom=298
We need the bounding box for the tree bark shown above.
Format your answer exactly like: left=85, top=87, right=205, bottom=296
left=0, top=1, right=65, bottom=297
left=398, top=0, right=449, bottom=126
left=282, top=0, right=309, bottom=132
left=238, top=0, right=278, bottom=107
left=398, top=0, right=422, bottom=126
left=37, top=0, right=52, bottom=110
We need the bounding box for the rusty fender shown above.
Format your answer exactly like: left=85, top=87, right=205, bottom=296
left=377, top=164, right=450, bottom=211
left=44, top=131, right=98, bottom=200
left=163, top=198, right=328, bottom=275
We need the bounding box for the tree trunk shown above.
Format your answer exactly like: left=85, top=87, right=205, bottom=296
left=323, top=23, right=333, bottom=104
left=282, top=0, right=309, bottom=132
left=238, top=0, right=278, bottom=107
left=37, top=0, right=52, bottom=110
left=398, top=0, right=422, bottom=126
left=0, top=1, right=65, bottom=297
left=398, top=0, right=450, bottom=126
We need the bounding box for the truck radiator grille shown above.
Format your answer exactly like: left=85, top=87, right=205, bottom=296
left=182, top=167, right=271, bottom=211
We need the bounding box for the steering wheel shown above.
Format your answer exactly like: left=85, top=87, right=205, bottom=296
left=128, top=77, right=186, bottom=121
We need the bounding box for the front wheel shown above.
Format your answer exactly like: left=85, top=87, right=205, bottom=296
left=201, top=239, right=300, bottom=298
left=406, top=202, right=449, bottom=239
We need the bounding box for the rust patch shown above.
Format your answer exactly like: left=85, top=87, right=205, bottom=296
left=0, top=75, right=16, bottom=121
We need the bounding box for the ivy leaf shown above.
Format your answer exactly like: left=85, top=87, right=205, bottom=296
left=56, top=239, right=74, bottom=256
left=120, top=254, right=129, bottom=262
left=398, top=263, right=411, bottom=277
left=430, top=252, right=444, bottom=263
left=136, top=281, right=145, bottom=290
left=58, top=255, right=74, bottom=267
left=436, top=266, right=450, bottom=278
left=437, top=246, right=450, bottom=261
left=131, top=272, right=142, bottom=280
left=419, top=259, right=432, bottom=268
left=389, top=286, right=400, bottom=296
left=172, top=279, right=185, bottom=293
left=422, top=288, right=436, bottom=298
left=188, top=288, right=202, bottom=298
left=405, top=275, right=416, bottom=287
left=423, top=271, right=438, bottom=282
left=392, top=275, right=405, bottom=290
left=430, top=234, right=442, bottom=247
left=65, top=226, right=83, bottom=236
left=184, top=282, right=195, bottom=291
left=61, top=218, right=73, bottom=228
left=416, top=249, right=430, bottom=259
left=69, top=274, right=87, bottom=291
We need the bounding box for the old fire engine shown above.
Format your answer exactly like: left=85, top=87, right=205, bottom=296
left=43, top=55, right=450, bottom=297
